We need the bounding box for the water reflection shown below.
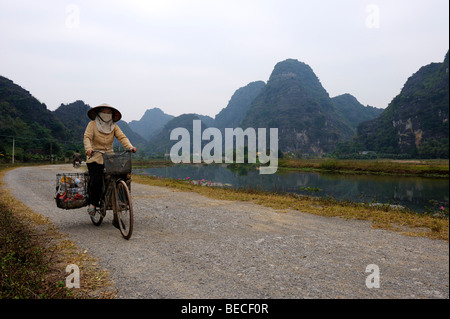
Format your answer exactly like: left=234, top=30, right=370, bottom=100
left=133, top=164, right=449, bottom=213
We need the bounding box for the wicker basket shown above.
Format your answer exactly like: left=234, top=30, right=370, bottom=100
left=103, top=152, right=132, bottom=175
left=55, top=173, right=89, bottom=209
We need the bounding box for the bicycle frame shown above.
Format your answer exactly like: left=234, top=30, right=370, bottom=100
left=101, top=172, right=125, bottom=214
left=88, top=149, right=134, bottom=239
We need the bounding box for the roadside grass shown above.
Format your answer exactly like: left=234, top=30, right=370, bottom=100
left=278, top=158, right=449, bottom=178
left=0, top=166, right=116, bottom=299
left=132, top=174, right=449, bottom=242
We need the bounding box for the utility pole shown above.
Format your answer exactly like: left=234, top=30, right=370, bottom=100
left=12, top=138, right=15, bottom=165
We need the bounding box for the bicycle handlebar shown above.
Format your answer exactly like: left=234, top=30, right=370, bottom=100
left=88, top=148, right=134, bottom=158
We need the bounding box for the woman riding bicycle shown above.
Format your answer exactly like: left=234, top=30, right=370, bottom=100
left=83, top=103, right=137, bottom=222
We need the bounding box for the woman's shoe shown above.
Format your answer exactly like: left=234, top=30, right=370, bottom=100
left=87, top=206, right=96, bottom=216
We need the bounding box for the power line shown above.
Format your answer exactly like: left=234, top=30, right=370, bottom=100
left=0, top=134, right=82, bottom=145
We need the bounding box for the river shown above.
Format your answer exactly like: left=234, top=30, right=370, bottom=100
left=133, top=164, right=449, bottom=213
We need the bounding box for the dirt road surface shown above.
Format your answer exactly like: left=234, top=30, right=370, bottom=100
left=3, top=164, right=449, bottom=299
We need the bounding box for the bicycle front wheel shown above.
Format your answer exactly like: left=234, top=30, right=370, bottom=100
left=115, top=180, right=133, bottom=239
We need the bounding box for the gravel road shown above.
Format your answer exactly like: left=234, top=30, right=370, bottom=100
left=3, top=164, right=449, bottom=299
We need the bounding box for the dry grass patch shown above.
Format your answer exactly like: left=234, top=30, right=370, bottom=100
left=132, top=174, right=448, bottom=242
left=279, top=158, right=449, bottom=177
left=0, top=166, right=116, bottom=299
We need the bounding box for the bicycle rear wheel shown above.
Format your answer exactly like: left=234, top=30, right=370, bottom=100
left=115, top=180, right=133, bottom=239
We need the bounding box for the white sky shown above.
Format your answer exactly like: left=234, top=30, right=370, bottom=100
left=0, top=0, right=448, bottom=123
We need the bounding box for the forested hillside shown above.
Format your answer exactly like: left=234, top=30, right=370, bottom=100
left=1, top=52, right=448, bottom=162
left=356, top=51, right=449, bottom=158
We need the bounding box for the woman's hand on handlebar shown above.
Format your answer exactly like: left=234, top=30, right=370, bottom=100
left=86, top=149, right=135, bottom=158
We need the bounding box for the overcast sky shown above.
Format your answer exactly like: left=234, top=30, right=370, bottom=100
left=0, top=0, right=448, bottom=123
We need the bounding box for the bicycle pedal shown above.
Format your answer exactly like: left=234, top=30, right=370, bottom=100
left=96, top=208, right=106, bottom=217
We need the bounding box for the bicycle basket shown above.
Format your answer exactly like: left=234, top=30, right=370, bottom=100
left=55, top=172, right=89, bottom=209
left=103, top=152, right=132, bottom=175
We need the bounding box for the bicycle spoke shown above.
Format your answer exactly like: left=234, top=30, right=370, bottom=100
left=116, top=180, right=133, bottom=239
left=90, top=199, right=105, bottom=226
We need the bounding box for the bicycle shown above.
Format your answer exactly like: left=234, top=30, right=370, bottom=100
left=88, top=149, right=134, bottom=240
left=73, top=160, right=81, bottom=168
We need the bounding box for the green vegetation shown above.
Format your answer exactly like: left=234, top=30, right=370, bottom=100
left=0, top=203, right=57, bottom=298
left=299, top=186, right=322, bottom=194
left=356, top=51, right=449, bottom=157
left=214, top=81, right=266, bottom=129
left=240, top=59, right=355, bottom=154
left=278, top=158, right=449, bottom=178
left=0, top=77, right=85, bottom=161
left=417, top=138, right=449, bottom=159
left=331, top=94, right=383, bottom=131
